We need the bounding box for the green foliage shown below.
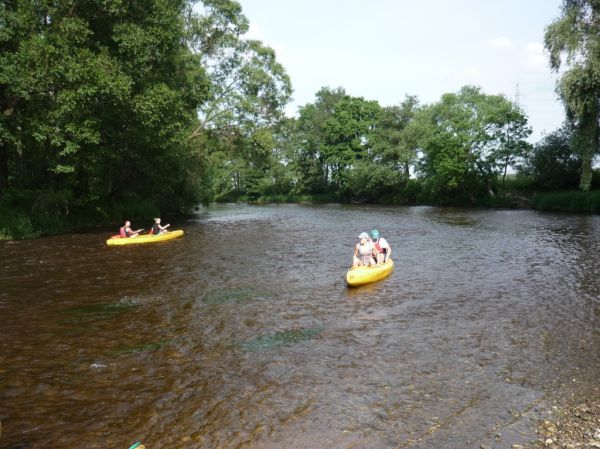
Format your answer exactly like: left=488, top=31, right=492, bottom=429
left=545, top=0, right=600, bottom=191
left=0, top=0, right=293, bottom=237
left=343, top=160, right=406, bottom=202
left=371, top=95, right=420, bottom=177
left=415, top=86, right=531, bottom=204
left=0, top=209, right=39, bottom=240
left=0, top=1, right=207, bottom=218
left=519, top=126, right=581, bottom=190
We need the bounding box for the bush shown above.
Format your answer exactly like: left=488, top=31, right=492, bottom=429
left=0, top=210, right=40, bottom=240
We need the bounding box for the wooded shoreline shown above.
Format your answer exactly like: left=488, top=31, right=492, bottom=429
left=2, top=188, right=600, bottom=241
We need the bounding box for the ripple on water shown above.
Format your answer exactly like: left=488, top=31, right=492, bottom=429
left=0, top=204, right=599, bottom=449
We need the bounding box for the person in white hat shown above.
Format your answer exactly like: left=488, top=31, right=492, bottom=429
left=352, top=232, right=376, bottom=268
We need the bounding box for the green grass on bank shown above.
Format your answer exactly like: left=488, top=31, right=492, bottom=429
left=531, top=190, right=600, bottom=214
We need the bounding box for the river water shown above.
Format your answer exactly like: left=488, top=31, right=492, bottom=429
left=0, top=204, right=599, bottom=449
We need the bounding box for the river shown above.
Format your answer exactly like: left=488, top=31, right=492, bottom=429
left=1, top=204, right=599, bottom=449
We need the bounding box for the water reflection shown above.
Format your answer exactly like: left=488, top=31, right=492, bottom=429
left=0, top=204, right=599, bottom=449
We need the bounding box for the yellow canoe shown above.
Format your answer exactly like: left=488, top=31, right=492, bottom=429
left=346, top=259, right=394, bottom=287
left=106, top=230, right=184, bottom=246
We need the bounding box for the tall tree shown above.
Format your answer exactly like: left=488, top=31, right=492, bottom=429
left=186, top=0, right=292, bottom=201
left=416, top=86, right=531, bottom=202
left=545, top=0, right=600, bottom=191
left=321, top=95, right=380, bottom=190
left=187, top=0, right=291, bottom=139
left=371, top=95, right=420, bottom=177
left=292, top=87, right=347, bottom=193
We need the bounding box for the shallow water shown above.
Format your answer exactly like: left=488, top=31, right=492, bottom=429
left=0, top=204, right=599, bottom=449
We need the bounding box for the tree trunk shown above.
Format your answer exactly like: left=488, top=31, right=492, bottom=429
left=0, top=141, right=7, bottom=196
left=579, top=148, right=593, bottom=192
left=578, top=105, right=599, bottom=192
left=502, top=155, right=509, bottom=183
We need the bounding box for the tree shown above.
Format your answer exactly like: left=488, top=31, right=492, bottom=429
left=187, top=0, right=291, bottom=139
left=519, top=126, right=581, bottom=189
left=416, top=86, right=531, bottom=202
left=371, top=95, right=420, bottom=178
left=320, top=95, right=381, bottom=191
left=545, top=0, right=600, bottom=191
left=291, top=87, right=346, bottom=194
left=186, top=0, right=292, bottom=202
left=0, top=0, right=210, bottom=215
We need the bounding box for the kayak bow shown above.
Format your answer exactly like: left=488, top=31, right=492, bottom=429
left=346, top=259, right=394, bottom=287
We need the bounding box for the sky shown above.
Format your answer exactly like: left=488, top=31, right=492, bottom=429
left=237, top=0, right=565, bottom=142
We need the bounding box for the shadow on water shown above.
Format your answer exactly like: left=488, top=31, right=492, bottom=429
left=242, top=326, right=324, bottom=351
left=202, top=288, right=273, bottom=305
left=58, top=301, right=139, bottom=324
left=108, top=340, right=170, bottom=356
left=422, top=208, right=480, bottom=228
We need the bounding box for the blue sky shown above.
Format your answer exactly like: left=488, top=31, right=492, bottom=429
left=238, top=0, right=565, bottom=141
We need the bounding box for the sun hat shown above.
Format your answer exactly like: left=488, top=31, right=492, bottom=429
left=370, top=229, right=380, bottom=239
left=358, top=232, right=369, bottom=239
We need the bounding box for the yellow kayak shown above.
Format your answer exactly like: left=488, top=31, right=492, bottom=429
left=346, top=259, right=394, bottom=287
left=106, top=230, right=184, bottom=246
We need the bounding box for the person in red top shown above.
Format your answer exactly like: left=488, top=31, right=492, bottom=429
left=371, top=229, right=392, bottom=264
left=119, top=220, right=142, bottom=238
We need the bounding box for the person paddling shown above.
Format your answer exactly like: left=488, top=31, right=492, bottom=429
left=150, top=217, right=170, bottom=235
left=120, top=220, right=143, bottom=238
left=353, top=232, right=377, bottom=268
left=371, top=229, right=392, bottom=264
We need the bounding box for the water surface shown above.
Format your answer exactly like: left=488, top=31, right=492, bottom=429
left=1, top=204, right=599, bottom=449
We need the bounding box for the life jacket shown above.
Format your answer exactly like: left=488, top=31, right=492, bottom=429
left=374, top=239, right=387, bottom=254
left=119, top=227, right=126, bottom=238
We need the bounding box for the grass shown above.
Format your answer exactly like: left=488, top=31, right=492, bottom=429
left=531, top=190, right=600, bottom=214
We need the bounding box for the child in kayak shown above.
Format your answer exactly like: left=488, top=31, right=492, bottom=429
left=353, top=232, right=377, bottom=268
left=120, top=220, right=143, bottom=238
left=150, top=217, right=170, bottom=235
left=371, top=229, right=392, bottom=264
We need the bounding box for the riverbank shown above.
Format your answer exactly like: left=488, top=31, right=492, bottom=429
left=249, top=188, right=600, bottom=215
left=3, top=187, right=600, bottom=240
left=527, top=393, right=600, bottom=449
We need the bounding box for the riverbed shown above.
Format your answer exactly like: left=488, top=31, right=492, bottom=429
left=0, top=204, right=599, bottom=449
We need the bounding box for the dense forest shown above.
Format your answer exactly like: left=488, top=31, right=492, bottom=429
left=1, top=0, right=599, bottom=239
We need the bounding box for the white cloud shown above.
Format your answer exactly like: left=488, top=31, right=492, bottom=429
left=445, top=66, right=483, bottom=85
left=486, top=35, right=514, bottom=50
left=522, top=42, right=547, bottom=71
left=245, top=23, right=263, bottom=40
left=244, top=23, right=285, bottom=58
